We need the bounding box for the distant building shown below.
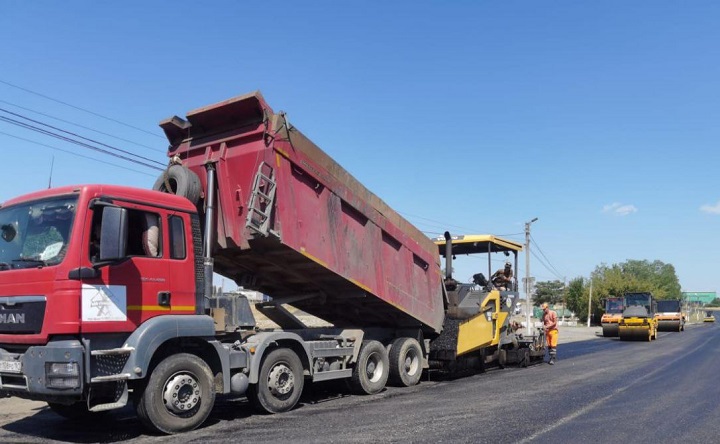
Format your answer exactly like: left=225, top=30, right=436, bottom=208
left=683, top=292, right=717, bottom=305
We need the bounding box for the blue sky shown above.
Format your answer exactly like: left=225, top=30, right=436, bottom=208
left=1, top=1, right=718, bottom=294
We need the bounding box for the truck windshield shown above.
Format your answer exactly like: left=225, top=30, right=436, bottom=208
left=0, top=196, right=77, bottom=269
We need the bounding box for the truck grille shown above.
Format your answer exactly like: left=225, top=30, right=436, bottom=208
left=0, top=296, right=46, bottom=334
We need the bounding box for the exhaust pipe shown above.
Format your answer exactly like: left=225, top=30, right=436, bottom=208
left=203, top=164, right=217, bottom=301
left=444, top=231, right=453, bottom=280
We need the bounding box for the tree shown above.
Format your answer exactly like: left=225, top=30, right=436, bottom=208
left=619, top=260, right=682, bottom=300
left=565, top=277, right=587, bottom=321
left=533, top=280, right=565, bottom=306
left=566, top=259, right=683, bottom=324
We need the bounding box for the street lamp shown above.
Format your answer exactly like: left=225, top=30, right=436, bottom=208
left=525, top=217, right=538, bottom=335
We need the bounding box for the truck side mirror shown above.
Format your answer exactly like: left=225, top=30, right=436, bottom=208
left=99, top=206, right=128, bottom=262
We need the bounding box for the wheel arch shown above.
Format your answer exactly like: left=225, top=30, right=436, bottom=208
left=123, top=316, right=226, bottom=388
left=245, top=332, right=312, bottom=384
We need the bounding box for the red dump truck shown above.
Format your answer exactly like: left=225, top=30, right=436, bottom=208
left=0, top=92, right=529, bottom=434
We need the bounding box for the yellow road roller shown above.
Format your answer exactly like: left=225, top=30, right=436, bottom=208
left=601, top=297, right=624, bottom=337
left=655, top=299, right=685, bottom=332
left=618, top=292, right=658, bottom=341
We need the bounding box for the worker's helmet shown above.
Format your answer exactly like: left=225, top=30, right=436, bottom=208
left=505, top=261, right=512, bottom=268
left=541, top=302, right=549, bottom=310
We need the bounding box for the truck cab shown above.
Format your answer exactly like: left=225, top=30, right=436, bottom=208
left=0, top=185, right=227, bottom=427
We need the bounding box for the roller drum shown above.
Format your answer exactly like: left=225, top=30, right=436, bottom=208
left=618, top=325, right=652, bottom=341
left=602, top=323, right=619, bottom=337
left=657, top=320, right=681, bottom=332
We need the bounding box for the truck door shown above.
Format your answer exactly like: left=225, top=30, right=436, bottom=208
left=164, top=212, right=199, bottom=314
left=79, top=202, right=174, bottom=333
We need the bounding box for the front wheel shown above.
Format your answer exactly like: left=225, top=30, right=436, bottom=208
left=247, top=348, right=305, bottom=414
left=135, top=353, right=215, bottom=434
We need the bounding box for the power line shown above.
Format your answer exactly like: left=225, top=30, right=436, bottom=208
left=530, top=248, right=564, bottom=281
left=0, top=107, right=164, bottom=167
left=0, top=114, right=163, bottom=171
left=529, top=233, right=566, bottom=278
left=0, top=79, right=165, bottom=139
left=0, top=131, right=156, bottom=177
left=0, top=99, right=165, bottom=153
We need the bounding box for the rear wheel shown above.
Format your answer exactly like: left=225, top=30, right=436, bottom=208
left=388, top=338, right=423, bottom=387
left=247, top=348, right=304, bottom=414
left=134, top=353, right=215, bottom=434
left=350, top=340, right=389, bottom=395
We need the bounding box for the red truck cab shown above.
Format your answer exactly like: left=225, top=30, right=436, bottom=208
left=0, top=184, right=202, bottom=398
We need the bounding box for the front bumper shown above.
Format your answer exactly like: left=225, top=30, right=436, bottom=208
left=0, top=340, right=84, bottom=398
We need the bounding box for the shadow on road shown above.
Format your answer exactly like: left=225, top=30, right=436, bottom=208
left=2, top=405, right=145, bottom=443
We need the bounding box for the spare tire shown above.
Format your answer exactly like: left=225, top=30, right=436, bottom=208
left=153, top=165, right=202, bottom=206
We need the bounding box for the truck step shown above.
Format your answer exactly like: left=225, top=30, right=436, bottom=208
left=312, top=369, right=352, bottom=382
left=91, top=373, right=131, bottom=383
left=91, top=347, right=135, bottom=356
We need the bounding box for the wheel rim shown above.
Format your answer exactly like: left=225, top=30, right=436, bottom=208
left=163, top=371, right=202, bottom=414
left=267, top=362, right=295, bottom=397
left=404, top=349, right=420, bottom=376
left=366, top=352, right=385, bottom=383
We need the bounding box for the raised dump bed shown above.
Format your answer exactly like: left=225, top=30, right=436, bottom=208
left=159, top=92, right=445, bottom=334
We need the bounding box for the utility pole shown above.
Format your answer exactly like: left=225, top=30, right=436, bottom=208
left=525, top=217, right=538, bottom=335
left=587, top=278, right=593, bottom=327
left=562, top=277, right=567, bottom=325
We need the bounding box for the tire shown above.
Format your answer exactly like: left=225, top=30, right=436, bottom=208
left=350, top=340, right=389, bottom=395
left=47, top=401, right=106, bottom=420
left=153, top=165, right=202, bottom=206
left=247, top=348, right=304, bottom=414
left=388, top=338, right=423, bottom=387
left=134, top=353, right=215, bottom=434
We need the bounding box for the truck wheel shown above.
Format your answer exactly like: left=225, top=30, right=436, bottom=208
left=247, top=348, right=304, bottom=414
left=134, top=353, right=215, bottom=434
left=153, top=165, right=202, bottom=206
left=350, top=340, right=389, bottom=395
left=388, top=338, right=422, bottom=387
left=47, top=402, right=105, bottom=420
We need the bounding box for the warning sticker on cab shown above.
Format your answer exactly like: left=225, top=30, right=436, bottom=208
left=81, top=284, right=127, bottom=322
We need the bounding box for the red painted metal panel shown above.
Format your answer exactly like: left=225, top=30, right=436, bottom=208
left=164, top=92, right=445, bottom=334
left=0, top=185, right=198, bottom=344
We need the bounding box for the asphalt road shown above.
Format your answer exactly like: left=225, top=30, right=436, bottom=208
left=1, top=323, right=718, bottom=443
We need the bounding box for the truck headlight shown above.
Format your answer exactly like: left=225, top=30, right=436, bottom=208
left=45, top=362, right=80, bottom=389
